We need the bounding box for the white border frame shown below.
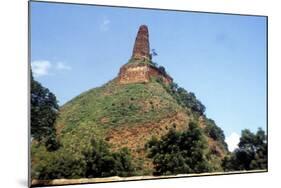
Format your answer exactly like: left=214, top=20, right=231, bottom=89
left=1, top=0, right=280, bottom=188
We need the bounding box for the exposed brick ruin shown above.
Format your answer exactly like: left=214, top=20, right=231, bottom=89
left=132, top=25, right=151, bottom=60
left=118, top=25, right=173, bottom=85
left=118, top=63, right=172, bottom=84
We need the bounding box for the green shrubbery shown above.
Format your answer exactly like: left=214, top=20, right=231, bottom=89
left=157, top=79, right=206, bottom=115
left=146, top=122, right=212, bottom=175
left=222, top=128, right=267, bottom=171
left=204, top=118, right=228, bottom=151
left=31, top=145, right=86, bottom=179
left=84, top=139, right=135, bottom=178
left=32, top=137, right=135, bottom=180
left=31, top=71, right=60, bottom=151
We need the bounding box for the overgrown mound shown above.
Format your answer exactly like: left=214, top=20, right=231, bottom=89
left=58, top=78, right=182, bottom=134
left=31, top=75, right=228, bottom=179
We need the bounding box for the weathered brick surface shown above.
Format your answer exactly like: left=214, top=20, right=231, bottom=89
left=147, top=66, right=173, bottom=84
left=119, top=65, right=149, bottom=84
left=118, top=25, right=173, bottom=85
left=118, top=64, right=172, bottom=84
left=132, top=25, right=150, bottom=60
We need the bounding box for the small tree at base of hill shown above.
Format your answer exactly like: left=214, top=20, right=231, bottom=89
left=84, top=139, right=135, bottom=178
left=32, top=138, right=136, bottom=180
left=146, top=122, right=212, bottom=175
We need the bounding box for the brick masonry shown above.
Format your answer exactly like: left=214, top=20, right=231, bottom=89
left=118, top=63, right=172, bottom=84
left=118, top=25, right=173, bottom=85
left=131, top=25, right=150, bottom=60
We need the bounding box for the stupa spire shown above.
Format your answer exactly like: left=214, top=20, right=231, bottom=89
left=132, top=25, right=151, bottom=60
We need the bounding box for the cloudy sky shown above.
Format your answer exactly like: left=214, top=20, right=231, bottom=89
left=30, top=2, right=267, bottom=151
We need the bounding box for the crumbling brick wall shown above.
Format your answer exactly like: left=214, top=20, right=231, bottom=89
left=119, top=65, right=149, bottom=84
left=118, top=25, right=173, bottom=85
left=118, top=64, right=172, bottom=85
left=132, top=25, right=150, bottom=60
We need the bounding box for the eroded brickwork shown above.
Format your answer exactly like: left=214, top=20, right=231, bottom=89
left=118, top=64, right=172, bottom=84
left=132, top=25, right=150, bottom=60
left=119, top=65, right=149, bottom=84
left=118, top=25, right=173, bottom=85
left=147, top=66, right=173, bottom=84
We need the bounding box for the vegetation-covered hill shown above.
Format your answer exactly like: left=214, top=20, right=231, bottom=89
left=32, top=72, right=230, bottom=178
left=31, top=24, right=267, bottom=184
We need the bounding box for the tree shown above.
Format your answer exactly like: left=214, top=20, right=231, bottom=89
left=31, top=71, right=60, bottom=151
left=151, top=49, right=158, bottom=58
left=146, top=122, right=212, bottom=175
left=222, top=128, right=267, bottom=171
left=31, top=146, right=87, bottom=180
left=166, top=84, right=205, bottom=115
left=84, top=139, right=135, bottom=178
left=204, top=118, right=228, bottom=151
left=158, top=66, right=167, bottom=76
left=32, top=137, right=135, bottom=180
left=155, top=66, right=205, bottom=115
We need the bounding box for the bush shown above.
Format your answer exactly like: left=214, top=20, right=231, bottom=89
left=160, top=80, right=206, bottom=115
left=32, top=137, right=135, bottom=180
left=158, top=66, right=167, bottom=76
left=176, top=88, right=205, bottom=115
left=204, top=118, right=228, bottom=151
left=31, top=145, right=86, bottom=180
left=222, top=128, right=267, bottom=171
left=84, top=139, right=135, bottom=178
left=146, top=122, right=212, bottom=175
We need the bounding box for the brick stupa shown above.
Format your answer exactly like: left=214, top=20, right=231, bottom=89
left=131, top=25, right=151, bottom=60
left=118, top=25, right=172, bottom=84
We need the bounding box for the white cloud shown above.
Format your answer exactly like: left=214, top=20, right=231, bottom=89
left=100, top=17, right=111, bottom=31
left=31, top=60, right=52, bottom=77
left=225, top=132, right=240, bottom=152
left=56, top=62, right=72, bottom=71
left=31, top=60, right=72, bottom=77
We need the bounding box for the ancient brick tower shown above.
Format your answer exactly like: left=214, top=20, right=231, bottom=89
left=131, top=25, right=151, bottom=60
left=118, top=25, right=172, bottom=84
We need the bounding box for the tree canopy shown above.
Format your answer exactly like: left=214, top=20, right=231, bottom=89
left=146, top=122, right=212, bottom=175
left=159, top=80, right=206, bottom=115
left=204, top=118, right=228, bottom=151
left=84, top=139, right=135, bottom=178
left=32, top=137, right=135, bottom=180
left=222, top=128, right=267, bottom=171
left=31, top=71, right=60, bottom=151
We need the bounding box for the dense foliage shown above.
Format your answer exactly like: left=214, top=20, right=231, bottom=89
left=222, top=128, right=267, bottom=171
left=31, top=72, right=60, bottom=151
left=204, top=118, right=228, bottom=151
left=84, top=139, right=135, bottom=178
left=32, top=137, right=135, bottom=180
left=146, top=122, right=212, bottom=175
left=158, top=80, right=206, bottom=115
left=31, top=145, right=86, bottom=179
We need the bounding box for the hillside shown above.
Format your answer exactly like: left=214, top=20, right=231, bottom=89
left=58, top=78, right=184, bottom=168
left=31, top=25, right=229, bottom=180
left=51, top=73, right=227, bottom=173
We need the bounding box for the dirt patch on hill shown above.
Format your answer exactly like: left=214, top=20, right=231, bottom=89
left=105, top=111, right=191, bottom=170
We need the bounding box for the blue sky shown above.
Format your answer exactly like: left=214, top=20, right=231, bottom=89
left=30, top=2, right=267, bottom=150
